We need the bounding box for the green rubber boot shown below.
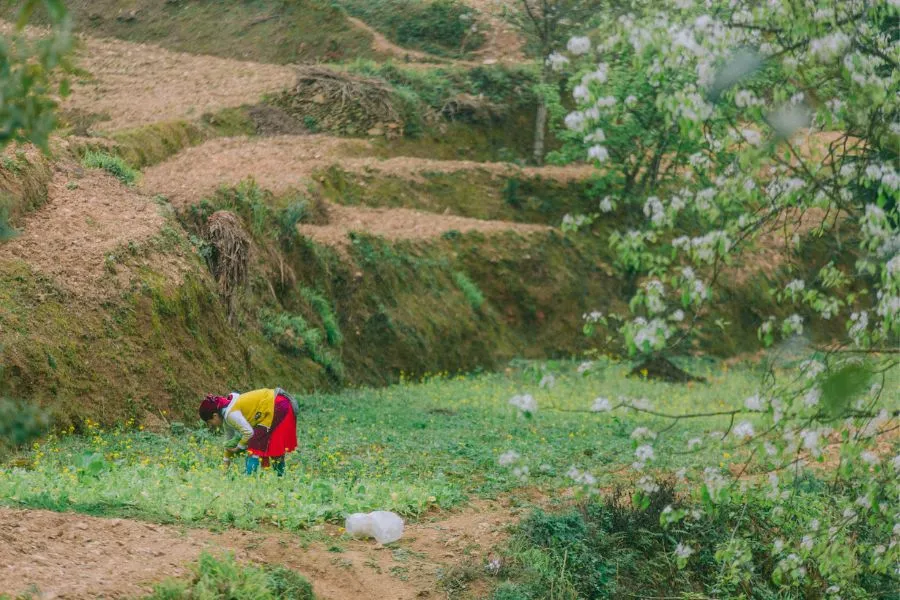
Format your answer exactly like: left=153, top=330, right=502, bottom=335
left=245, top=455, right=260, bottom=475
left=273, top=456, right=285, bottom=477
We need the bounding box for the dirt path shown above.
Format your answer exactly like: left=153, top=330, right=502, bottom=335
left=2, top=164, right=191, bottom=301
left=141, top=134, right=595, bottom=208
left=346, top=2, right=525, bottom=68
left=0, top=499, right=521, bottom=600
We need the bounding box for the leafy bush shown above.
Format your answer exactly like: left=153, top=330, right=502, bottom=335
left=278, top=199, right=308, bottom=246
left=0, top=397, right=50, bottom=452
left=146, top=552, right=314, bottom=599
left=453, top=271, right=484, bottom=310
left=339, top=0, right=484, bottom=57
left=300, top=287, right=343, bottom=346
left=81, top=151, right=138, bottom=185
left=501, top=479, right=896, bottom=599
left=259, top=308, right=343, bottom=380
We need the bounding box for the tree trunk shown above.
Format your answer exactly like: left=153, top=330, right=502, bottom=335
left=532, top=99, right=548, bottom=166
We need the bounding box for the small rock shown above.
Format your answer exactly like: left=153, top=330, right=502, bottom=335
left=312, top=94, right=326, bottom=104
left=74, top=521, right=89, bottom=531
left=367, top=127, right=384, bottom=136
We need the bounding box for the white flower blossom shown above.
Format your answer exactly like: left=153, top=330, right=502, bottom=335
left=637, top=475, right=660, bottom=493
left=861, top=451, right=879, bottom=465
left=591, top=397, right=612, bottom=412
left=599, top=196, right=615, bottom=213
left=564, top=111, right=586, bottom=132
left=635, top=444, right=655, bottom=462
left=733, top=421, right=755, bottom=439
left=631, top=427, right=657, bottom=440
left=567, top=36, right=591, bottom=55
left=498, top=450, right=520, bottom=466
left=687, top=437, right=702, bottom=450
left=744, top=395, right=765, bottom=411
left=803, top=387, right=821, bottom=408
left=674, top=543, right=694, bottom=559
left=588, top=145, right=609, bottom=162
left=539, top=374, right=556, bottom=389
left=509, top=394, right=537, bottom=414
left=546, top=52, right=569, bottom=71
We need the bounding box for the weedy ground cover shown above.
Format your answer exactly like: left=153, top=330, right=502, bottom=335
left=1, top=359, right=896, bottom=533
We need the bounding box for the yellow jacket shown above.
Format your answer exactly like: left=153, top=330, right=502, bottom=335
left=223, top=388, right=276, bottom=449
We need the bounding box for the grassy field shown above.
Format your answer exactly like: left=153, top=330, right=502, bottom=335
left=0, top=358, right=843, bottom=529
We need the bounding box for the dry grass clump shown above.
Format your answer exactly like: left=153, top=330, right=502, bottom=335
left=274, top=66, right=420, bottom=136
left=206, top=210, right=250, bottom=322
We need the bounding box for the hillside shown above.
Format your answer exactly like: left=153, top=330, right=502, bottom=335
left=0, top=1, right=843, bottom=427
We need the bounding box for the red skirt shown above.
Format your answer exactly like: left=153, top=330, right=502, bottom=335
left=247, top=394, right=298, bottom=457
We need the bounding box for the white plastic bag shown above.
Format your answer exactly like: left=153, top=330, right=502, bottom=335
left=344, top=510, right=404, bottom=544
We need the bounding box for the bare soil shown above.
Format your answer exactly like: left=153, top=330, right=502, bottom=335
left=2, top=164, right=191, bottom=301
left=299, top=201, right=549, bottom=248
left=0, top=497, right=522, bottom=600
left=140, top=135, right=595, bottom=208
left=63, top=31, right=295, bottom=131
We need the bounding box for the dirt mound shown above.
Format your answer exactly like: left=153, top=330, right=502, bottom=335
left=141, top=135, right=595, bottom=207
left=62, top=30, right=295, bottom=131
left=2, top=165, right=189, bottom=300
left=0, top=497, right=522, bottom=600
left=299, top=201, right=549, bottom=247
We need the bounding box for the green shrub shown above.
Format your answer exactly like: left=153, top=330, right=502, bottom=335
left=491, top=583, right=531, bottom=600
left=0, top=397, right=51, bottom=452
left=453, top=271, right=484, bottom=310
left=300, top=287, right=343, bottom=346
left=145, top=552, right=314, bottom=599
left=259, top=308, right=343, bottom=380
left=278, top=200, right=309, bottom=246
left=81, top=151, right=138, bottom=185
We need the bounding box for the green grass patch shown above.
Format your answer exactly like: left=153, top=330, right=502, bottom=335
left=147, top=552, right=314, bottom=599
left=4, top=0, right=377, bottom=64
left=8, top=360, right=886, bottom=529
left=453, top=271, right=484, bottom=310
left=81, top=151, right=138, bottom=185
left=300, top=287, right=343, bottom=346
left=338, top=0, right=485, bottom=58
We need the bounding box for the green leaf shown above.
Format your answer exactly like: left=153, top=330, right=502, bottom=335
left=820, top=363, right=872, bottom=417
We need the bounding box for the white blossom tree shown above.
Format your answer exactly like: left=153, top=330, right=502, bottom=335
left=509, top=0, right=899, bottom=595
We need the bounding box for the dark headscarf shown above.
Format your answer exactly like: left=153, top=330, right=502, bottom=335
left=198, top=394, right=231, bottom=421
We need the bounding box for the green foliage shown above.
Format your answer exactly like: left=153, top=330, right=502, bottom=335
left=0, top=0, right=72, bottom=152
left=453, top=271, right=484, bottom=311
left=339, top=0, right=484, bottom=57
left=146, top=552, right=314, bottom=600
left=81, top=151, right=138, bottom=186
left=501, top=479, right=896, bottom=599
left=345, top=61, right=540, bottom=113
left=279, top=200, right=309, bottom=247
left=258, top=308, right=343, bottom=380
left=0, top=206, right=17, bottom=241
left=0, top=397, right=50, bottom=452
left=300, top=287, right=343, bottom=346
